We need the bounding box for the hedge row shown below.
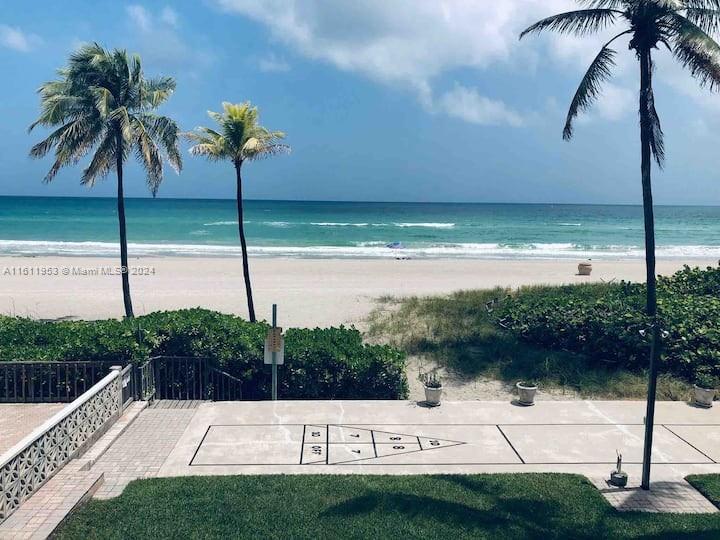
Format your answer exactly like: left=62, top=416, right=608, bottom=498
left=500, top=266, right=720, bottom=380
left=0, top=309, right=408, bottom=400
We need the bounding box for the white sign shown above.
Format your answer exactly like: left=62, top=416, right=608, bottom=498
left=264, top=335, right=284, bottom=365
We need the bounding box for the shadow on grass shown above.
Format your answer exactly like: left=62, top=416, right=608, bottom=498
left=320, top=475, right=611, bottom=539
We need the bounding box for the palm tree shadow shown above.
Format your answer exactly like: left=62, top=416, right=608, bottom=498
left=321, top=488, right=587, bottom=538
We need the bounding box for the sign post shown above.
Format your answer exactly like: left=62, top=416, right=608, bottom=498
left=264, top=304, right=284, bottom=401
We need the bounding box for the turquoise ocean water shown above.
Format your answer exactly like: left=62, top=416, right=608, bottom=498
left=1, top=196, right=719, bottom=259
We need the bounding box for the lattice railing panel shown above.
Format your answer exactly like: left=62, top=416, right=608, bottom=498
left=0, top=373, right=120, bottom=522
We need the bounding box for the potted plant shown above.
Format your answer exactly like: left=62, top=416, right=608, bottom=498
left=694, top=370, right=718, bottom=409
left=419, top=372, right=443, bottom=407
left=516, top=381, right=538, bottom=406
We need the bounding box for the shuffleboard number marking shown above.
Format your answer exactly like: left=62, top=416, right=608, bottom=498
left=429, top=440, right=440, bottom=446
left=393, top=446, right=405, bottom=450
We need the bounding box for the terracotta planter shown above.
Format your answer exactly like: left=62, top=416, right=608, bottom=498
left=578, top=263, right=592, bottom=276
left=516, top=382, right=537, bottom=406
left=694, top=385, right=715, bottom=408
left=424, top=385, right=443, bottom=406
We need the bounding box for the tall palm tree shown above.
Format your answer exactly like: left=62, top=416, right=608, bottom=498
left=29, top=43, right=182, bottom=318
left=185, top=102, right=290, bottom=322
left=521, top=0, right=720, bottom=489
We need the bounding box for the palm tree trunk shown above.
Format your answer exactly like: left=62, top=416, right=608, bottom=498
left=116, top=131, right=134, bottom=318
left=235, top=160, right=256, bottom=322
left=639, top=48, right=661, bottom=491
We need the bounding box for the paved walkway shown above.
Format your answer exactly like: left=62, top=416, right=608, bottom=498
left=0, top=404, right=65, bottom=454
left=91, top=407, right=195, bottom=499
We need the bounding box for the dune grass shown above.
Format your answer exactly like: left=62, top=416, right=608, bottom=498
left=367, top=289, right=691, bottom=399
left=53, top=474, right=720, bottom=539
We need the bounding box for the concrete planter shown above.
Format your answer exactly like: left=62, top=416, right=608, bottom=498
left=516, top=382, right=537, bottom=406
left=609, top=470, right=628, bottom=487
left=694, top=385, right=716, bottom=408
left=424, top=385, right=443, bottom=407
left=578, top=263, right=592, bottom=276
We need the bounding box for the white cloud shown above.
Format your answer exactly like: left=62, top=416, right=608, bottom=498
left=124, top=5, right=213, bottom=73
left=127, top=5, right=151, bottom=32
left=210, top=1, right=652, bottom=127
left=0, top=24, right=42, bottom=52
left=161, top=7, right=179, bottom=28
left=258, top=53, right=290, bottom=73
left=436, top=84, right=523, bottom=126
left=595, top=83, right=635, bottom=121
left=214, top=0, right=588, bottom=126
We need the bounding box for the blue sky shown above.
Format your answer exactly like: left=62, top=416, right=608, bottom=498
left=1, top=0, right=719, bottom=204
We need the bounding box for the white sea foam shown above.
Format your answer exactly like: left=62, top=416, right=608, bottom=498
left=264, top=221, right=291, bottom=227
left=310, top=222, right=369, bottom=227
left=203, top=221, right=238, bottom=226
left=393, top=222, right=455, bottom=228
left=1, top=239, right=718, bottom=259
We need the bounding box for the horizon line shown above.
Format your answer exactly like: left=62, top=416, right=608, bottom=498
left=1, top=194, right=719, bottom=208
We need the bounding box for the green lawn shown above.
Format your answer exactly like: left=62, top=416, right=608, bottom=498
left=54, top=474, right=720, bottom=539
left=688, top=475, right=720, bottom=510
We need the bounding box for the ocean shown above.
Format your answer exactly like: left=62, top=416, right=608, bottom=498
left=1, top=196, right=719, bottom=259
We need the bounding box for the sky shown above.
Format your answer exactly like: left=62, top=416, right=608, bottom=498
left=0, top=0, right=719, bottom=205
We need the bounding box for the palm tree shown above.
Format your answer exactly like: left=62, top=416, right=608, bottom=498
left=29, top=43, right=182, bottom=318
left=521, top=0, right=720, bottom=489
left=185, top=102, right=290, bottom=322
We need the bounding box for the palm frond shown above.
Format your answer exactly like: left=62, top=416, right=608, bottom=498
left=81, top=133, right=115, bottom=186
left=139, top=113, right=182, bottom=173
left=641, top=83, right=665, bottom=167
left=142, top=76, right=175, bottom=108
left=669, top=13, right=720, bottom=90
left=563, top=46, right=618, bottom=139
left=576, top=0, right=626, bottom=8
left=684, top=8, right=720, bottom=34
left=90, top=86, right=115, bottom=118
left=241, top=138, right=291, bottom=161
left=520, top=9, right=620, bottom=39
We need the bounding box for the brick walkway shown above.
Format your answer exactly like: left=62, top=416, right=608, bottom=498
left=0, top=404, right=65, bottom=455
left=591, top=476, right=719, bottom=513
left=91, top=408, right=196, bottom=499
left=0, top=461, right=103, bottom=540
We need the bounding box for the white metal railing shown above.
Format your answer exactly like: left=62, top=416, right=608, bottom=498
left=0, top=366, right=124, bottom=523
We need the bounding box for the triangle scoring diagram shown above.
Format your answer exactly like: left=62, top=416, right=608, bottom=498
left=300, top=424, right=465, bottom=465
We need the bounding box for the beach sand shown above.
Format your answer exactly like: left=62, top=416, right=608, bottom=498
left=0, top=256, right=715, bottom=326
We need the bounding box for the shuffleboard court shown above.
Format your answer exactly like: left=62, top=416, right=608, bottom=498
left=159, top=400, right=720, bottom=478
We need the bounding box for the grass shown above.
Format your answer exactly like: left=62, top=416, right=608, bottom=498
left=688, top=475, right=720, bottom=510
left=367, top=289, right=692, bottom=399
left=53, top=474, right=720, bottom=539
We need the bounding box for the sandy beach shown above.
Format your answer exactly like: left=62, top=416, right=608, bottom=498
left=0, top=256, right=715, bottom=327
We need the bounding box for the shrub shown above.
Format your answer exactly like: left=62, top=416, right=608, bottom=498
left=500, top=266, right=720, bottom=381
left=0, top=309, right=407, bottom=400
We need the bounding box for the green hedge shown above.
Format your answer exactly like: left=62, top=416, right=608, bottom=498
left=500, top=266, right=720, bottom=380
left=0, top=309, right=407, bottom=400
